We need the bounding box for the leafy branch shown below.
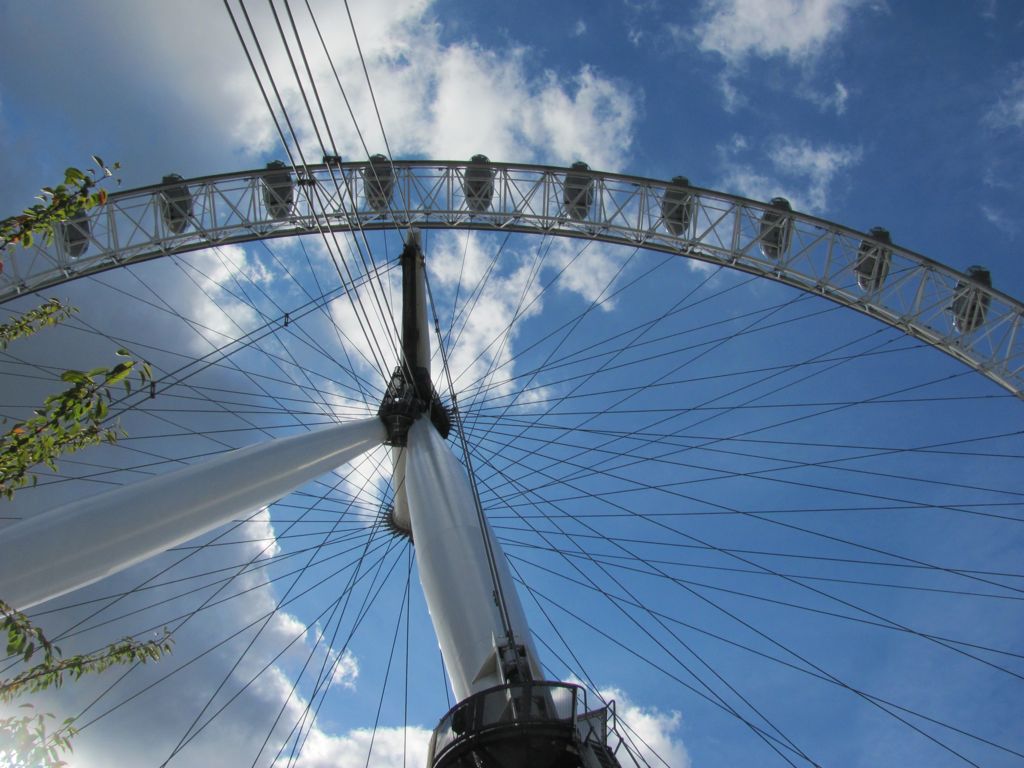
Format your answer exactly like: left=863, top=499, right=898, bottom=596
left=0, top=704, right=77, bottom=768
left=1, top=599, right=172, bottom=767
left=0, top=157, right=119, bottom=254
left=0, top=159, right=172, bottom=767
left=1, top=599, right=172, bottom=703
left=0, top=299, right=75, bottom=350
left=0, top=344, right=153, bottom=499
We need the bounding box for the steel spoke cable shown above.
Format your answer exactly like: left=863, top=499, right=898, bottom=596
left=279, top=528, right=409, bottom=767
left=70, top=526, right=401, bottom=735
left=470, top=418, right=1024, bottom=659
left=510, top=564, right=662, bottom=768
left=469, top=422, right=1024, bottom=526
left=462, top=284, right=843, bottom=502
left=481, top=416, right=1024, bottom=462
left=460, top=338, right=924, bottom=414
left=490, top=449, right=998, bottom=765
left=478, top=320, right=901, bottom=499
left=161, top=459, right=390, bottom=762
left=57, top=446, right=392, bottom=728
left=172, top=520, right=404, bottom=766
left=225, top=0, right=396, bottom=382
left=359, top=551, right=412, bottom=768
left=265, top=0, right=409, bottom=385
left=164, top=535, right=406, bottom=765
left=24, top=529, right=393, bottom=671
left=502, top=537, right=1024, bottom=602
left=464, top=450, right=816, bottom=764
left=506, top=541, right=1024, bottom=660
left=271, top=482, right=404, bottom=765
left=462, top=426, right=1024, bottom=765
left=454, top=254, right=759, bottom=405
left=511, top=553, right=1024, bottom=761
left=493, top=523, right=1024, bottom=583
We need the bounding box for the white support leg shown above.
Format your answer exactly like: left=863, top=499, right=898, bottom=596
left=405, top=416, right=543, bottom=702
left=0, top=417, right=385, bottom=610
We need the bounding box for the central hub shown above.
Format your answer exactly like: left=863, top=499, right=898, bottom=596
left=377, top=232, right=451, bottom=446
left=378, top=364, right=450, bottom=446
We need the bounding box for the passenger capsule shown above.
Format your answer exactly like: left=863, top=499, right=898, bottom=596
left=261, top=160, right=293, bottom=220
left=855, top=226, right=892, bottom=291
left=363, top=154, right=394, bottom=211
left=463, top=154, right=494, bottom=212
left=563, top=161, right=594, bottom=221
left=759, top=197, right=792, bottom=260
left=951, top=265, right=992, bottom=334
left=160, top=174, right=193, bottom=234
left=661, top=176, right=693, bottom=236
left=60, top=210, right=90, bottom=258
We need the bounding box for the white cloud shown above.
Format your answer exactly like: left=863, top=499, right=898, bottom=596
left=686, top=1, right=870, bottom=112
left=693, top=0, right=864, bottom=66
left=573, top=19, right=588, bottom=37
left=980, top=203, right=1019, bottom=236
left=576, top=684, right=691, bottom=768
left=547, top=239, right=628, bottom=310
left=985, top=63, right=1024, bottom=130
left=717, top=134, right=862, bottom=213
left=768, top=137, right=862, bottom=210
left=220, top=2, right=637, bottom=172
left=804, top=80, right=849, bottom=114
left=293, top=724, right=433, bottom=768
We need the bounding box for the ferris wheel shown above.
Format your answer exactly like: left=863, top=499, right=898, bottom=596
left=0, top=156, right=1022, bottom=767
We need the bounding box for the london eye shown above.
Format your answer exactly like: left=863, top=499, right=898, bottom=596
left=1, top=3, right=1023, bottom=767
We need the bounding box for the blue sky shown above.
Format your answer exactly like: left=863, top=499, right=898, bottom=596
left=1, top=1, right=1023, bottom=767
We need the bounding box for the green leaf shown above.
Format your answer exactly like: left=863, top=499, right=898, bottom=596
left=105, top=361, right=133, bottom=385
left=59, top=370, right=86, bottom=383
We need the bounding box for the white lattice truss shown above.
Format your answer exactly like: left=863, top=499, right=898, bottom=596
left=4, top=159, right=1021, bottom=397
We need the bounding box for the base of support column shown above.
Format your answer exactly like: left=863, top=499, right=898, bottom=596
left=427, top=682, right=623, bottom=768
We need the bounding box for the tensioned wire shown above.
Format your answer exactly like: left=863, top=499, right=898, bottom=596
left=475, top=427, right=1024, bottom=674
left=432, top=249, right=1024, bottom=761
left=224, top=0, right=401, bottom=384
left=476, top=453, right=1009, bottom=765
left=35, top=443, right=394, bottom=712
left=159, top=456, right=395, bottom=763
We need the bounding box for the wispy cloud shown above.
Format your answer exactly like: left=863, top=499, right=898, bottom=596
left=985, top=62, right=1024, bottom=130
left=693, top=0, right=863, bottom=66
left=683, top=0, right=871, bottom=112
left=980, top=203, right=1019, bottom=236
left=717, top=133, right=863, bottom=212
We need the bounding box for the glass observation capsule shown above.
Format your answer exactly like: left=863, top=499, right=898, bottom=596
left=855, top=226, right=892, bottom=292
left=160, top=174, right=193, bottom=234
left=758, top=197, right=792, bottom=260
left=363, top=154, right=394, bottom=211
left=661, top=175, right=693, bottom=236
left=60, top=209, right=90, bottom=258
left=261, top=160, right=293, bottom=221
left=951, top=265, right=992, bottom=334
left=563, top=161, right=594, bottom=221
left=463, top=154, right=495, bottom=212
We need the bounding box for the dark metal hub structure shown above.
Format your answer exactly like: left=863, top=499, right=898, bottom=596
left=378, top=237, right=451, bottom=446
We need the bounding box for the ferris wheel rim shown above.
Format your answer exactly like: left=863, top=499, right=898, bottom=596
left=3, top=159, right=1021, bottom=399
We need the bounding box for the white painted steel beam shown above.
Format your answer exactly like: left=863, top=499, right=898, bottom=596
left=405, top=416, right=543, bottom=702
left=0, top=417, right=385, bottom=610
